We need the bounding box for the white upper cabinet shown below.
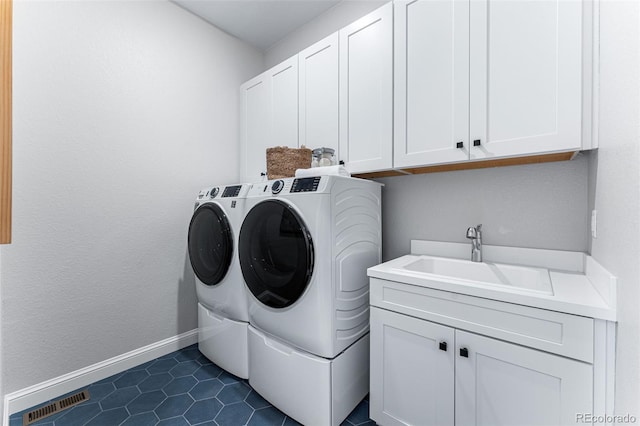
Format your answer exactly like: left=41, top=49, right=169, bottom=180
left=394, top=0, right=470, bottom=168
left=299, top=33, right=339, bottom=157
left=469, top=0, right=583, bottom=160
left=339, top=3, right=393, bottom=174
left=269, top=56, right=299, bottom=149
left=240, top=73, right=270, bottom=183
left=240, top=56, right=298, bottom=183
left=395, top=0, right=589, bottom=168
left=241, top=0, right=594, bottom=177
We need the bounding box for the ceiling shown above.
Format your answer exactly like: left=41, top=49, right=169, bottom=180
left=172, top=0, right=342, bottom=50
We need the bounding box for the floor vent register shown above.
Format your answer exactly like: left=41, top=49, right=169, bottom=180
left=23, top=389, right=90, bottom=425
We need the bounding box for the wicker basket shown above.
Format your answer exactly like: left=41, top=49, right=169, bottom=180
left=266, top=146, right=312, bottom=179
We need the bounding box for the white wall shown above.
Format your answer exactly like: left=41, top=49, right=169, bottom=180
left=264, top=0, right=386, bottom=68
left=589, top=1, right=640, bottom=415
left=1, top=0, right=262, bottom=397
left=377, top=156, right=590, bottom=261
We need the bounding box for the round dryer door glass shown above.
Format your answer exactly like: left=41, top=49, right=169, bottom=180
left=239, top=200, right=314, bottom=309
left=188, top=204, right=233, bottom=286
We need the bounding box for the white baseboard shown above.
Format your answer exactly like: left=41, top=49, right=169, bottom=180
left=3, top=329, right=198, bottom=426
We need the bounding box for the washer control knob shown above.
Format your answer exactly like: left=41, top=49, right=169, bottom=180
left=271, top=180, right=284, bottom=195
left=209, top=187, right=219, bottom=199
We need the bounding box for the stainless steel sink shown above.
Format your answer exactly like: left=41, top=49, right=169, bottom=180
left=399, top=255, right=553, bottom=295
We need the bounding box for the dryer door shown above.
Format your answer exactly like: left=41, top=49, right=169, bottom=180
left=239, top=199, right=314, bottom=309
left=188, top=203, right=233, bottom=286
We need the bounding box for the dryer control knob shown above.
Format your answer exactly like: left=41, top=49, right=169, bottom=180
left=271, top=180, right=284, bottom=195
left=209, top=187, right=219, bottom=199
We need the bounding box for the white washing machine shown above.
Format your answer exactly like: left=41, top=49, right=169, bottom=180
left=187, top=183, right=250, bottom=379
left=238, top=175, right=382, bottom=425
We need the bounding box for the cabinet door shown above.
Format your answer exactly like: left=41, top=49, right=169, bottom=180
left=455, top=330, right=592, bottom=426
left=299, top=33, right=339, bottom=157
left=268, top=56, right=299, bottom=149
left=394, top=0, right=470, bottom=168
left=339, top=3, right=393, bottom=173
left=370, top=307, right=454, bottom=426
left=469, top=0, right=583, bottom=159
left=240, top=73, right=270, bottom=183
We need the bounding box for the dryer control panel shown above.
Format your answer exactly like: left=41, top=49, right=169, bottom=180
left=247, top=176, right=334, bottom=197
left=290, top=177, right=321, bottom=193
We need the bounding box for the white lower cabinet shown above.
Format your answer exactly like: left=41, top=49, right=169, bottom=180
left=370, top=307, right=454, bottom=426
left=370, top=307, right=593, bottom=426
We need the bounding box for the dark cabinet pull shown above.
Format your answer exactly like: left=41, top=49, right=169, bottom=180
left=439, top=341, right=447, bottom=352
left=456, top=141, right=464, bottom=149
left=460, top=347, right=469, bottom=358
left=473, top=139, right=481, bottom=147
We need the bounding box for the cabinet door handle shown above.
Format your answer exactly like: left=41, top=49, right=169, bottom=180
left=459, top=347, right=469, bottom=358
left=439, top=341, right=447, bottom=352
left=473, top=139, right=481, bottom=147
left=456, top=141, right=464, bottom=149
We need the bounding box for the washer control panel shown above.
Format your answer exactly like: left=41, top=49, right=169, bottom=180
left=222, top=185, right=242, bottom=198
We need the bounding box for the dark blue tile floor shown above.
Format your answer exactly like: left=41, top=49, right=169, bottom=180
left=9, top=344, right=374, bottom=426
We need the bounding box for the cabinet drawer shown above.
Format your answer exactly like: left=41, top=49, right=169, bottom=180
left=370, top=278, right=594, bottom=362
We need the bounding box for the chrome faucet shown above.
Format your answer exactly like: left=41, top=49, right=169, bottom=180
left=466, top=224, right=483, bottom=262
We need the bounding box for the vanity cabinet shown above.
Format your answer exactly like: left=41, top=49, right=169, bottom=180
left=394, top=0, right=592, bottom=169
left=369, top=272, right=613, bottom=426
left=371, top=307, right=592, bottom=426
left=339, top=2, right=393, bottom=174
left=240, top=56, right=298, bottom=182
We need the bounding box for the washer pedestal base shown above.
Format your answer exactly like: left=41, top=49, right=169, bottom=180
left=248, top=325, right=369, bottom=426
left=198, top=303, right=249, bottom=379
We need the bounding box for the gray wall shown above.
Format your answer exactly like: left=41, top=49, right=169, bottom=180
left=1, top=0, right=263, bottom=396
left=588, top=1, right=640, bottom=415
left=377, top=156, right=590, bottom=261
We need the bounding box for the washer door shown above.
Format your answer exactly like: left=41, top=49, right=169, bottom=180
left=239, top=199, right=314, bottom=309
left=188, top=203, right=233, bottom=286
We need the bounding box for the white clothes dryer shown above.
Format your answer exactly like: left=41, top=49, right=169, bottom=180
left=239, top=175, right=382, bottom=358
left=188, top=183, right=250, bottom=379
left=239, top=176, right=382, bottom=425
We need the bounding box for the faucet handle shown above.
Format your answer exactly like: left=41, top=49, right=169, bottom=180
left=466, top=226, right=477, bottom=239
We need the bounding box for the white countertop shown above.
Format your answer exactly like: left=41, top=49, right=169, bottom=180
left=368, top=241, right=617, bottom=321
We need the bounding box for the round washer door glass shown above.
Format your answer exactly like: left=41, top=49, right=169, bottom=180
left=188, top=203, right=233, bottom=286
left=239, top=200, right=314, bottom=309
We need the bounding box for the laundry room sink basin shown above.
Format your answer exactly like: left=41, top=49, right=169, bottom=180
left=399, top=255, right=553, bottom=295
